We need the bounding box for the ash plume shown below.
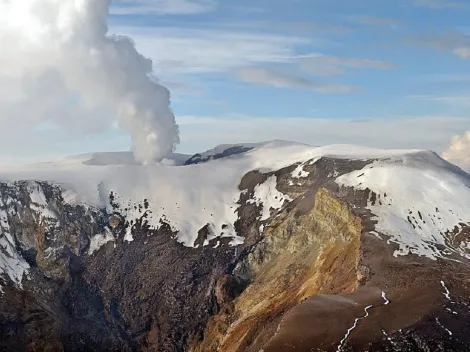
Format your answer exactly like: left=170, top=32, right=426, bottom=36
left=0, top=0, right=179, bottom=164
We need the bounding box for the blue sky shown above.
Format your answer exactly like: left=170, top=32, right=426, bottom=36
left=109, top=0, right=470, bottom=122
left=104, top=0, right=470, bottom=154
left=2, top=0, right=470, bottom=163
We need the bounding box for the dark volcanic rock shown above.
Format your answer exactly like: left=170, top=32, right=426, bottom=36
left=0, top=179, right=258, bottom=351
left=1, top=157, right=470, bottom=352
left=184, top=146, right=254, bottom=165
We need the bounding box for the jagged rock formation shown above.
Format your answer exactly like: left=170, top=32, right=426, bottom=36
left=1, top=142, right=470, bottom=351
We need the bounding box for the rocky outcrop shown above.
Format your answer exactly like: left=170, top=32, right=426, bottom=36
left=191, top=188, right=362, bottom=352
left=1, top=156, right=470, bottom=351
left=184, top=146, right=255, bottom=165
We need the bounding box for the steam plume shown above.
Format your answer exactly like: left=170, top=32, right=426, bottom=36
left=0, top=0, right=179, bottom=164
left=443, top=131, right=470, bottom=171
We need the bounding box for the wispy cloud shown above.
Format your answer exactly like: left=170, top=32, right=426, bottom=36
left=111, top=24, right=395, bottom=95
left=223, top=5, right=267, bottom=14
left=426, top=73, right=470, bottom=84
left=408, top=94, right=470, bottom=107
left=110, top=0, right=217, bottom=15
left=414, top=0, right=467, bottom=8
left=113, top=26, right=308, bottom=75
left=349, top=16, right=405, bottom=28
left=295, top=54, right=396, bottom=76
left=411, top=32, right=470, bottom=59
left=234, top=66, right=356, bottom=92
left=276, top=21, right=351, bottom=35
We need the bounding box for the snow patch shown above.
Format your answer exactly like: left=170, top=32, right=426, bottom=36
left=291, top=162, right=310, bottom=178
left=370, top=231, right=383, bottom=240
left=328, top=170, right=340, bottom=178
left=28, top=182, right=57, bottom=221
left=88, top=228, right=115, bottom=255
left=382, top=329, right=397, bottom=347
left=248, top=176, right=292, bottom=221
left=0, top=197, right=29, bottom=288
left=382, top=291, right=390, bottom=305
left=446, top=308, right=458, bottom=315
left=0, top=234, right=29, bottom=288
left=229, top=236, right=245, bottom=246
left=29, top=183, right=47, bottom=206
left=441, top=280, right=452, bottom=301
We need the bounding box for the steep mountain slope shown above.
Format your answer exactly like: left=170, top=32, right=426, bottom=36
left=1, top=141, right=470, bottom=351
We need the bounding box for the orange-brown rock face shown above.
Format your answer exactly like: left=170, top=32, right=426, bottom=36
left=191, top=188, right=363, bottom=352
left=3, top=157, right=470, bottom=352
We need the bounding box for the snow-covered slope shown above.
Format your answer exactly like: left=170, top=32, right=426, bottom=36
left=337, top=151, right=470, bottom=259
left=1, top=140, right=470, bottom=289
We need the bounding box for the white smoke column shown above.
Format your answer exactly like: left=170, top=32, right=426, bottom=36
left=442, top=131, right=470, bottom=172
left=0, top=0, right=179, bottom=164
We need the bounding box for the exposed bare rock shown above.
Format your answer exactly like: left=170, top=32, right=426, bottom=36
left=1, top=144, right=470, bottom=351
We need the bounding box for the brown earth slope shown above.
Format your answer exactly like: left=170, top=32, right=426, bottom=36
left=1, top=158, right=470, bottom=351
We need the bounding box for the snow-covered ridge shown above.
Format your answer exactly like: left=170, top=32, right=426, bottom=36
left=337, top=152, right=470, bottom=260
left=1, top=140, right=469, bottom=264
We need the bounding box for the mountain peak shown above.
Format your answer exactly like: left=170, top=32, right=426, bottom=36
left=1, top=141, right=470, bottom=351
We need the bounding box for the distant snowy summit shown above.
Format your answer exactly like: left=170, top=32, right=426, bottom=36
left=52, top=140, right=288, bottom=166
left=2, top=140, right=470, bottom=351
left=1, top=140, right=470, bottom=260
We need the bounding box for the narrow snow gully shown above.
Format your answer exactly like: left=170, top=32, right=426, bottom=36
left=437, top=279, right=459, bottom=336
left=336, top=305, right=373, bottom=352
left=436, top=318, right=453, bottom=336
left=336, top=291, right=390, bottom=352
left=441, top=280, right=453, bottom=302
left=440, top=279, right=462, bottom=314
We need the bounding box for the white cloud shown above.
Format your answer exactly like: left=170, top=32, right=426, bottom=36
left=177, top=115, right=470, bottom=155
left=112, top=26, right=308, bottom=76
left=110, top=0, right=217, bottom=15
left=234, top=66, right=356, bottom=93
left=111, top=25, right=390, bottom=92
left=443, top=131, right=470, bottom=171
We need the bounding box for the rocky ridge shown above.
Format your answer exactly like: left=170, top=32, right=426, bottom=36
left=1, top=142, right=470, bottom=351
